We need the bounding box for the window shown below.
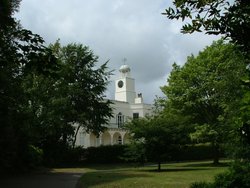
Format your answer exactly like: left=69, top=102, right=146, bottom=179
left=116, top=112, right=124, bottom=128
left=118, top=136, right=122, bottom=144
left=133, top=112, right=139, bottom=119
left=79, top=132, right=85, bottom=146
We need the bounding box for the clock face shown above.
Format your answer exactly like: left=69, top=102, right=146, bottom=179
left=118, top=80, right=124, bottom=88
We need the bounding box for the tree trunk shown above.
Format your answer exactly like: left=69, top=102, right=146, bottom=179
left=212, top=142, right=220, bottom=165
left=72, top=124, right=81, bottom=148
left=158, top=161, right=161, bottom=171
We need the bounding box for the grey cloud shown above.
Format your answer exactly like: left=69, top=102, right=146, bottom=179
left=16, top=0, right=219, bottom=103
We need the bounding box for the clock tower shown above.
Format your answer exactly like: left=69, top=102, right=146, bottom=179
left=115, top=65, right=136, bottom=103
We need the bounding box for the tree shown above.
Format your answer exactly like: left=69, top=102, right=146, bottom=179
left=0, top=0, right=58, bottom=170
left=50, top=41, right=113, bottom=142
left=1, top=0, right=113, bottom=169
left=163, top=1, right=250, bottom=155
left=163, top=1, right=250, bottom=186
left=163, top=0, right=250, bottom=55
left=25, top=41, right=113, bottom=164
left=127, top=108, right=188, bottom=171
left=161, top=40, right=246, bottom=164
left=0, top=0, right=21, bottom=29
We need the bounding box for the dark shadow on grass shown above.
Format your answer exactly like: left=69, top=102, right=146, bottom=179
left=1, top=171, right=83, bottom=188
left=142, top=168, right=211, bottom=173
left=82, top=163, right=138, bottom=170
left=77, top=171, right=151, bottom=188
left=181, top=161, right=230, bottom=168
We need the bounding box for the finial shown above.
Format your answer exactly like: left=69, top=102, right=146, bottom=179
left=122, top=58, right=127, bottom=65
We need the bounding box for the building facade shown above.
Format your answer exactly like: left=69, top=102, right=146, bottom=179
left=75, top=65, right=152, bottom=148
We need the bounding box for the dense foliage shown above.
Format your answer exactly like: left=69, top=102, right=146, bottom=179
left=164, top=1, right=250, bottom=187
left=0, top=0, right=112, bottom=171
left=127, top=40, right=244, bottom=171
left=0, top=0, right=58, bottom=171
left=163, top=0, right=250, bottom=55
left=191, top=161, right=250, bottom=188
left=161, top=40, right=246, bottom=163
left=127, top=108, right=189, bottom=171
left=40, top=42, right=113, bottom=165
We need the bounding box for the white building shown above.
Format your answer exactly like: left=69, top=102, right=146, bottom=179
left=75, top=65, right=153, bottom=148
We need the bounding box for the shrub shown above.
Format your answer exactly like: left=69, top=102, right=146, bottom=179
left=190, top=161, right=250, bottom=188
left=25, top=145, right=43, bottom=168
left=213, top=161, right=250, bottom=188
left=121, top=142, right=146, bottom=165
left=174, top=144, right=224, bottom=161
left=84, top=145, right=126, bottom=163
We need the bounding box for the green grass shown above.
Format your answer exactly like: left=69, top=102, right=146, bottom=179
left=77, top=160, right=229, bottom=188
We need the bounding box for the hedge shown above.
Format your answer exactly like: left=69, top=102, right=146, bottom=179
left=44, top=143, right=225, bottom=166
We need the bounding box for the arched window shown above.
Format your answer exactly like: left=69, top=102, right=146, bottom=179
left=116, top=112, right=124, bottom=128
left=118, top=135, right=122, bottom=144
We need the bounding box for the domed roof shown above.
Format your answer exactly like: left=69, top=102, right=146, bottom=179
left=119, top=64, right=130, bottom=73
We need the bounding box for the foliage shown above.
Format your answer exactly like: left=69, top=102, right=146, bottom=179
left=121, top=141, right=146, bottom=165
left=0, top=0, right=112, bottom=170
left=0, top=0, right=21, bottom=27
left=191, top=161, right=250, bottom=188
left=83, top=145, right=126, bottom=164
left=49, top=41, right=113, bottom=137
left=173, top=144, right=224, bottom=161
left=164, top=1, right=250, bottom=186
left=24, top=41, right=113, bottom=166
left=48, top=143, right=223, bottom=166
left=163, top=0, right=250, bottom=54
left=161, top=40, right=246, bottom=163
left=213, top=161, right=250, bottom=188
left=24, top=145, right=44, bottom=168
left=127, top=108, right=188, bottom=171
left=0, top=0, right=58, bottom=171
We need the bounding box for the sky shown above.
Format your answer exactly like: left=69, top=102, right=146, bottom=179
left=15, top=0, right=220, bottom=104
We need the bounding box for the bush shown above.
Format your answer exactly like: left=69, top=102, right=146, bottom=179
left=25, top=145, right=43, bottom=168
left=121, top=142, right=146, bottom=164
left=213, top=161, right=250, bottom=188
left=41, top=143, right=224, bottom=167
left=169, top=144, right=225, bottom=162
left=42, top=144, right=127, bottom=166
left=84, top=145, right=126, bottom=163
left=190, top=161, right=250, bottom=188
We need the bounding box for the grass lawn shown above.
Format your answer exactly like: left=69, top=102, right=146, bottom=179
left=76, top=160, right=229, bottom=188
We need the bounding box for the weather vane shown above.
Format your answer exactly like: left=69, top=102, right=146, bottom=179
left=122, top=58, right=127, bottom=65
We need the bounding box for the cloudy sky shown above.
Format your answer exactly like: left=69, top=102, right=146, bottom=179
left=15, top=0, right=220, bottom=103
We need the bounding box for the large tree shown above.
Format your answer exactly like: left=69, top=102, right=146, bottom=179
left=127, top=108, right=188, bottom=171
left=163, top=0, right=250, bottom=55
left=164, top=1, right=250, bottom=186
left=49, top=41, right=113, bottom=142
left=21, top=41, right=113, bottom=165
left=164, top=0, right=250, bottom=161
left=1, top=0, right=113, bottom=169
left=0, top=0, right=57, bottom=170
left=161, top=40, right=246, bottom=164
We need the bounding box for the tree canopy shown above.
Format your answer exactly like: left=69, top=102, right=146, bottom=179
left=164, top=1, right=250, bottom=187
left=49, top=41, right=113, bottom=144
left=0, top=0, right=58, bottom=170
left=161, top=40, right=246, bottom=163
left=127, top=108, right=188, bottom=171
left=163, top=0, right=250, bottom=54
left=0, top=0, right=113, bottom=170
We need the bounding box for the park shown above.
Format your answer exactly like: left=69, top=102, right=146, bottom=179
left=1, top=160, right=228, bottom=188
left=1, top=0, right=250, bottom=188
